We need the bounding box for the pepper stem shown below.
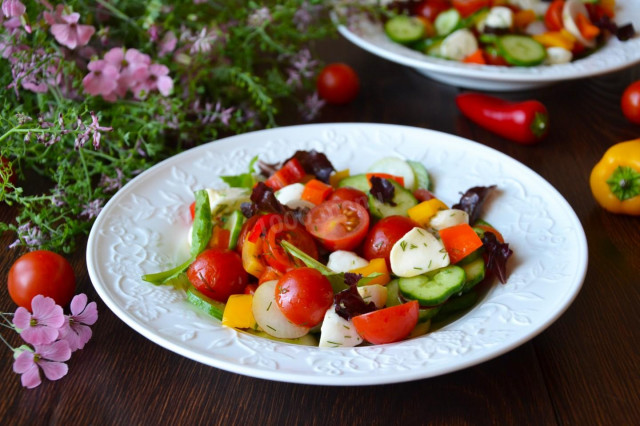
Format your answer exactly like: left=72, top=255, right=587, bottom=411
left=530, top=112, right=548, bottom=138
left=606, top=166, right=640, bottom=201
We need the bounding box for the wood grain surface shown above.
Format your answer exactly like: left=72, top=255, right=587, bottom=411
left=1, top=36, right=639, bottom=426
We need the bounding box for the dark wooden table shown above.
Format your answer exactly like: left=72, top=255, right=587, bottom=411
left=2, top=36, right=639, bottom=425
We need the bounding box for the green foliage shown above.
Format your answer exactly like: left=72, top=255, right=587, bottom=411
left=0, top=0, right=369, bottom=253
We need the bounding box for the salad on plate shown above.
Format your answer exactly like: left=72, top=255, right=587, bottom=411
left=142, top=150, right=513, bottom=348
left=383, top=0, right=635, bottom=66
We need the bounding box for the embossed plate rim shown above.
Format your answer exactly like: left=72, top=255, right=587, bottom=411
left=86, top=123, right=588, bottom=385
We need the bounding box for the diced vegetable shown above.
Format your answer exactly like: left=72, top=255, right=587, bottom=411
left=350, top=258, right=391, bottom=286
left=407, top=198, right=449, bottom=227
left=301, top=178, right=333, bottom=205
left=439, top=223, right=484, bottom=264
left=222, top=294, right=257, bottom=329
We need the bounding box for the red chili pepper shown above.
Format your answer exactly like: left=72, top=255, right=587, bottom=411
left=455, top=93, right=549, bottom=145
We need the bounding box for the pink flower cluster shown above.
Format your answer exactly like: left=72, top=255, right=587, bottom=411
left=7, top=294, right=98, bottom=389
left=83, top=47, right=173, bottom=102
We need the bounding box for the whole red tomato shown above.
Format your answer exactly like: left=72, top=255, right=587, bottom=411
left=362, top=215, right=417, bottom=266
left=316, top=63, right=360, bottom=105
left=187, top=249, right=248, bottom=302
left=275, top=267, right=333, bottom=327
left=621, top=80, right=640, bottom=125
left=8, top=250, right=76, bottom=309
left=413, top=0, right=450, bottom=22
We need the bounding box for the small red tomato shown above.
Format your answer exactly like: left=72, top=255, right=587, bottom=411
left=275, top=267, right=333, bottom=327
left=8, top=250, right=76, bottom=309
left=305, top=199, right=370, bottom=251
left=316, top=63, right=360, bottom=105
left=352, top=301, right=419, bottom=345
left=187, top=249, right=248, bottom=302
left=362, top=215, right=417, bottom=266
left=413, top=0, right=450, bottom=22
left=327, top=187, right=369, bottom=210
left=621, top=80, right=640, bottom=125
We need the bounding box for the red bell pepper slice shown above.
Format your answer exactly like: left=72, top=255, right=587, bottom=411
left=264, top=158, right=306, bottom=191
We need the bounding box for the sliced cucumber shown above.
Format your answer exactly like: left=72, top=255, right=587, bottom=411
left=367, top=179, right=418, bottom=219
left=186, top=286, right=225, bottom=320
left=367, top=157, right=417, bottom=190
left=460, top=256, right=485, bottom=292
left=435, top=8, right=462, bottom=36
left=432, top=290, right=479, bottom=322
left=398, top=265, right=466, bottom=306
left=384, top=15, right=426, bottom=44
left=386, top=279, right=439, bottom=322
left=497, top=35, right=546, bottom=66
left=407, top=160, right=433, bottom=191
left=224, top=210, right=244, bottom=250
left=337, top=174, right=370, bottom=193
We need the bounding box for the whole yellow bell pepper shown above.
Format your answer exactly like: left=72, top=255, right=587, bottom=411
left=589, top=139, right=640, bottom=215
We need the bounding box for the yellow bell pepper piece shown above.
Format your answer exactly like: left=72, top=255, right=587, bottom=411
left=242, top=238, right=265, bottom=278
left=407, top=198, right=449, bottom=227
left=532, top=30, right=575, bottom=51
left=589, top=138, right=640, bottom=216
left=349, top=258, right=390, bottom=286
left=330, top=169, right=350, bottom=188
left=222, top=294, right=256, bottom=329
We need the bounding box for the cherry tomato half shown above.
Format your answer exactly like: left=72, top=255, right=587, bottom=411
left=413, top=0, right=450, bottom=22
left=544, top=0, right=565, bottom=32
left=327, top=187, right=369, bottom=210
left=264, top=221, right=319, bottom=272
left=8, top=250, right=76, bottom=309
left=352, top=300, right=419, bottom=345
left=362, top=215, right=417, bottom=266
left=187, top=249, right=248, bottom=302
left=621, top=80, right=640, bottom=125
left=316, top=63, right=360, bottom=105
left=305, top=199, right=370, bottom=251
left=451, top=0, right=490, bottom=18
left=275, top=267, right=333, bottom=327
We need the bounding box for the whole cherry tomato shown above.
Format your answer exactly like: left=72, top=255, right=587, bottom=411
left=362, top=215, right=417, bottom=266
left=8, top=250, right=76, bottom=309
left=275, top=267, right=333, bottom=327
left=187, top=249, right=248, bottom=302
left=305, top=199, right=370, bottom=251
left=413, top=0, right=450, bottom=22
left=621, top=80, right=640, bottom=125
left=316, top=63, right=360, bottom=105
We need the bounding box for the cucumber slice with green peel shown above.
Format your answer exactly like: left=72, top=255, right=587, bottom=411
left=497, top=35, right=546, bottom=66
left=336, top=174, right=370, bottom=193
left=386, top=279, right=440, bottom=321
left=186, top=286, right=225, bottom=320
left=398, top=265, right=466, bottom=306
left=407, top=160, right=433, bottom=191
left=435, top=8, right=462, bottom=36
left=384, top=15, right=426, bottom=44
left=224, top=210, right=244, bottom=250
left=461, top=256, right=485, bottom=292
left=367, top=157, right=417, bottom=190
left=432, top=290, right=479, bottom=322
left=367, top=179, right=418, bottom=219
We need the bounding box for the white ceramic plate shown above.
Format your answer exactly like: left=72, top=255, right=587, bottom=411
left=86, top=123, right=587, bottom=386
left=338, top=1, right=640, bottom=91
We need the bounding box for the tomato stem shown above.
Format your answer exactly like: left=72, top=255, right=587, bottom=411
left=606, top=166, right=640, bottom=201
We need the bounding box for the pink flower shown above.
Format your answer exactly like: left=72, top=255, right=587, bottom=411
left=104, top=47, right=150, bottom=97
left=58, top=293, right=98, bottom=351
left=50, top=12, right=95, bottom=49
left=82, top=59, right=119, bottom=98
left=158, top=31, right=177, bottom=57
left=13, top=340, right=72, bottom=388
left=13, top=295, right=65, bottom=345
left=135, top=64, right=172, bottom=98
left=2, top=0, right=25, bottom=18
